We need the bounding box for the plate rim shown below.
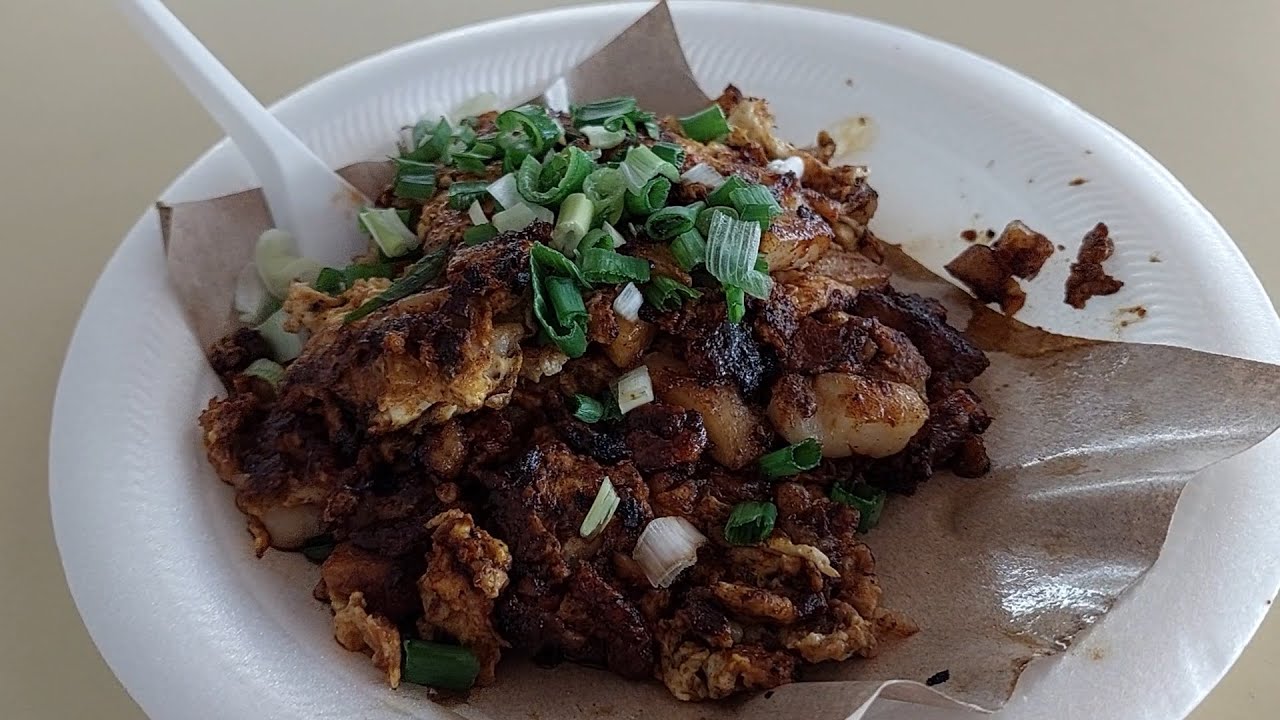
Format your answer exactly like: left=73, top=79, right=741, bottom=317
left=51, top=3, right=1280, bottom=719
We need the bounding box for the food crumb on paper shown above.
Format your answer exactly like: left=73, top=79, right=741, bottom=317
left=1068, top=177, right=1088, bottom=186
left=1115, top=305, right=1148, bottom=329
left=1065, top=222, right=1125, bottom=308
left=926, top=670, right=951, bottom=686
left=945, top=220, right=1055, bottom=315
left=1149, top=252, right=1162, bottom=263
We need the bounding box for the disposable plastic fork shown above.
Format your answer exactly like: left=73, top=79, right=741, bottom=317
left=116, top=0, right=371, bottom=267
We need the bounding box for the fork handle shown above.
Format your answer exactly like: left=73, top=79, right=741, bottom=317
left=117, top=0, right=365, bottom=263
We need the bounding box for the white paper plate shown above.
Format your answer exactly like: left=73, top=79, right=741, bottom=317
left=51, top=3, right=1280, bottom=719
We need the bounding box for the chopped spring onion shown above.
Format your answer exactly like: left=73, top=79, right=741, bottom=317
left=738, top=267, right=772, bottom=301
left=516, top=146, right=594, bottom=206
left=695, top=205, right=739, bottom=236
left=572, top=96, right=639, bottom=126
left=678, top=103, right=731, bottom=143
left=493, top=202, right=553, bottom=233
left=546, top=276, right=587, bottom=326
left=452, top=142, right=498, bottom=173
left=499, top=103, right=560, bottom=143
left=274, top=258, right=322, bottom=291
left=242, top=358, right=285, bottom=388
left=705, top=212, right=774, bottom=300
left=579, top=477, right=621, bottom=538
left=467, top=200, right=487, bottom=226
left=551, top=193, right=594, bottom=255
left=531, top=202, right=558, bottom=226
left=725, top=284, right=746, bottom=324
left=582, top=223, right=626, bottom=252
left=580, top=228, right=611, bottom=252
left=729, top=183, right=784, bottom=231
left=570, top=394, right=606, bottom=423
left=759, top=438, right=823, bottom=478
left=254, top=228, right=297, bottom=297
left=643, top=276, right=702, bottom=312
left=501, top=152, right=522, bottom=175
left=531, top=243, right=589, bottom=357
left=599, top=107, right=660, bottom=139
left=724, top=501, right=778, bottom=545
left=618, top=145, right=680, bottom=194
left=644, top=203, right=700, bottom=240
left=680, top=162, right=726, bottom=189
left=633, top=516, right=708, bottom=588
left=600, top=389, right=624, bottom=421
left=650, top=141, right=686, bottom=169
left=405, top=117, right=452, bottom=162
left=453, top=156, right=488, bottom=175
left=402, top=639, right=481, bottom=692
left=705, top=175, right=750, bottom=207
left=468, top=141, right=498, bottom=159
left=624, top=176, right=671, bottom=216
left=579, top=248, right=651, bottom=285
left=766, top=156, right=806, bottom=179
left=269, top=256, right=321, bottom=299
left=249, top=231, right=289, bottom=272
left=235, top=262, right=276, bottom=324
left=450, top=122, right=478, bottom=151
left=486, top=173, right=522, bottom=210
left=345, top=248, right=448, bottom=323
left=636, top=111, right=662, bottom=139
left=452, top=155, right=485, bottom=174
left=670, top=229, right=706, bottom=272
left=348, top=261, right=395, bottom=283
left=358, top=207, right=421, bottom=259
left=612, top=282, right=644, bottom=321
left=392, top=158, right=437, bottom=200
left=256, top=307, right=304, bottom=362
left=312, top=269, right=344, bottom=295
left=447, top=180, right=490, bottom=210
left=614, top=365, right=654, bottom=414
left=830, top=483, right=887, bottom=532
left=532, top=241, right=587, bottom=285
left=462, top=224, right=499, bottom=246
left=582, top=124, right=628, bottom=149
left=311, top=269, right=343, bottom=295
left=603, top=222, right=627, bottom=248
left=313, top=261, right=394, bottom=295
left=450, top=91, right=499, bottom=122
left=583, top=167, right=627, bottom=226
left=495, top=105, right=561, bottom=167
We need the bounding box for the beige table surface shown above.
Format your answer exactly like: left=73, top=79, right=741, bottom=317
left=3, top=0, right=1278, bottom=717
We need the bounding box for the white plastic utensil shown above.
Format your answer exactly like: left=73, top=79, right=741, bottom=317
left=116, top=0, right=371, bottom=267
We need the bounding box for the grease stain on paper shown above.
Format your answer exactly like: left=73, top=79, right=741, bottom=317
left=1114, top=305, right=1148, bottom=330
left=828, top=114, right=876, bottom=156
